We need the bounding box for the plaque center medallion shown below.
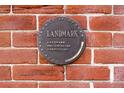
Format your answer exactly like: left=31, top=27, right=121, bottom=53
left=38, top=17, right=86, bottom=65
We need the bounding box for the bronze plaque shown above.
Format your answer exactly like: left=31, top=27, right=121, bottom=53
left=38, top=17, right=86, bottom=65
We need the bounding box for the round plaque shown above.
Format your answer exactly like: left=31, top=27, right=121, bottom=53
left=38, top=17, right=86, bottom=65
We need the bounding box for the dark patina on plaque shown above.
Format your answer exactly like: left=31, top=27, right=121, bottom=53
left=38, top=17, right=86, bottom=65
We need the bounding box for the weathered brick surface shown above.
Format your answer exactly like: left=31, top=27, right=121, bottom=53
left=0, top=32, right=11, bottom=47
left=0, top=49, right=37, bottom=64
left=113, top=33, right=124, bottom=47
left=90, top=16, right=124, bottom=31
left=0, top=16, right=36, bottom=30
left=114, top=5, right=124, bottom=14
left=66, top=66, right=110, bottom=80
left=39, top=82, right=90, bottom=88
left=94, top=82, right=124, bottom=88
left=13, top=32, right=37, bottom=47
left=0, top=5, right=10, bottom=13
left=0, top=66, right=11, bottom=80
left=94, top=49, right=124, bottom=64
left=13, top=5, right=64, bottom=14
left=13, top=66, right=64, bottom=80
left=114, top=67, right=124, bottom=81
left=66, top=5, right=112, bottom=14
left=86, top=32, right=112, bottom=47
left=0, top=82, right=37, bottom=88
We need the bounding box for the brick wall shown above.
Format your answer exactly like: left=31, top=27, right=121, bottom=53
left=0, top=5, right=124, bottom=88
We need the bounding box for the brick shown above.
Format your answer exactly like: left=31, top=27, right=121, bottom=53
left=86, top=32, right=112, bottom=47
left=113, top=33, right=124, bottom=47
left=90, top=16, right=124, bottom=31
left=0, top=5, right=10, bottom=13
left=114, top=5, right=124, bottom=14
left=66, top=66, right=110, bottom=80
left=13, top=66, right=64, bottom=80
left=114, top=67, right=124, bottom=81
left=0, top=49, right=37, bottom=64
left=0, top=16, right=36, bottom=30
left=39, top=16, right=87, bottom=30
left=0, top=82, right=37, bottom=88
left=66, top=5, right=112, bottom=14
left=13, top=5, right=64, bottom=14
left=40, top=48, right=91, bottom=64
left=0, top=32, right=11, bottom=47
left=39, top=54, right=49, bottom=64
left=94, top=82, right=124, bottom=88
left=13, top=32, right=37, bottom=47
left=0, top=66, right=11, bottom=80
left=94, top=49, right=124, bottom=64
left=39, top=82, right=90, bottom=88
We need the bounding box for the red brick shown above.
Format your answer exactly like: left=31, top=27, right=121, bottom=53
left=13, top=5, right=64, bottom=14
left=39, top=54, right=49, bottom=64
left=114, top=5, right=124, bottom=14
left=94, top=49, right=124, bottom=64
left=0, top=66, right=11, bottom=80
left=0, top=5, right=10, bottom=13
left=66, top=5, right=112, bottom=14
left=94, top=82, right=124, bottom=88
left=90, top=16, right=124, bottom=31
left=66, top=66, right=110, bottom=80
left=39, top=16, right=87, bottom=30
left=0, top=16, right=36, bottom=30
left=0, top=82, right=37, bottom=88
left=40, top=48, right=91, bottom=64
left=86, top=32, right=112, bottom=47
left=114, top=67, right=124, bottom=81
left=39, top=82, right=90, bottom=88
left=13, top=66, right=64, bottom=80
left=0, top=49, right=37, bottom=64
left=113, top=33, right=124, bottom=47
left=13, top=32, right=37, bottom=47
left=0, top=32, right=11, bottom=47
